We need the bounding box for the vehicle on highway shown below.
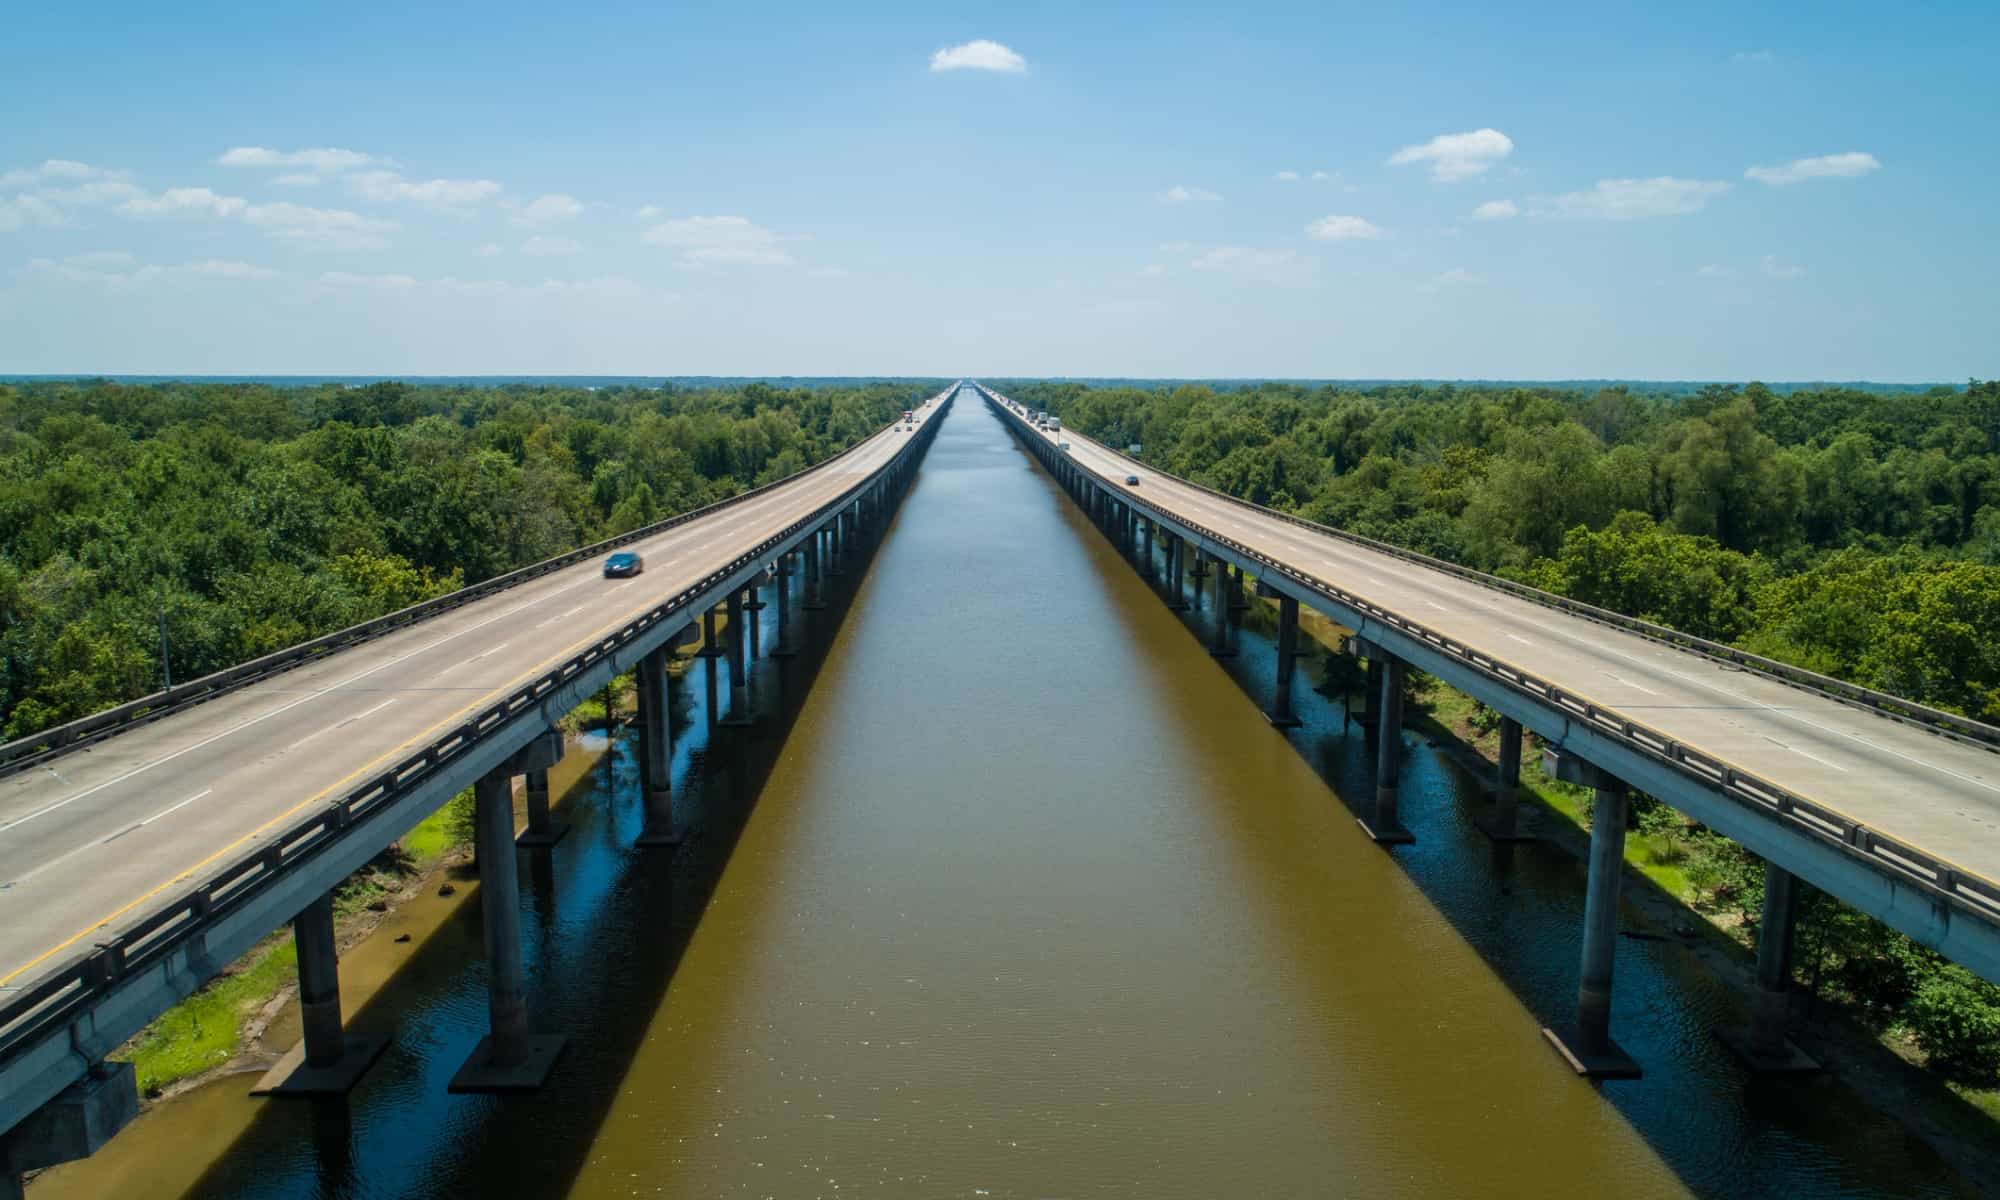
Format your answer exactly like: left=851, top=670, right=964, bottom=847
left=1058, top=442, right=1071, bottom=452
left=603, top=550, right=644, bottom=577
left=1125, top=474, right=1140, bottom=486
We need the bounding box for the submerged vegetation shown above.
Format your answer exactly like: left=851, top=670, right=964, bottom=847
left=0, top=378, right=931, bottom=739
left=1023, top=377, right=2000, bottom=1085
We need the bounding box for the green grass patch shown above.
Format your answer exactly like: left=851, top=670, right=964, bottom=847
left=116, top=937, right=296, bottom=1097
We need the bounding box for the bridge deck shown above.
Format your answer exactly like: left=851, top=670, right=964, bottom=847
left=1040, top=421, right=2000, bottom=902
left=0, top=394, right=944, bottom=1000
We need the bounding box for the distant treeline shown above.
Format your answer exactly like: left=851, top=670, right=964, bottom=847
left=0, top=378, right=933, bottom=739
left=1004, top=379, right=2000, bottom=723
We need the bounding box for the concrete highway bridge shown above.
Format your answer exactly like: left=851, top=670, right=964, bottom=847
left=977, top=381, right=2000, bottom=1081
left=0, top=386, right=953, bottom=1191
left=6, top=377, right=2000, bottom=1186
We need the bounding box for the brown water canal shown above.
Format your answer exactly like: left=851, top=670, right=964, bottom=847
left=32, top=398, right=1977, bottom=1198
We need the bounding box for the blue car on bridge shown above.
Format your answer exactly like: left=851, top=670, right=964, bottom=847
left=603, top=551, right=644, bottom=578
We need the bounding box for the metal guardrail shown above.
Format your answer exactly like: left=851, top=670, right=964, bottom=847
left=0, top=388, right=954, bottom=781
left=0, top=390, right=955, bottom=1067
left=978, top=383, right=2000, bottom=926
left=974, top=384, right=2000, bottom=754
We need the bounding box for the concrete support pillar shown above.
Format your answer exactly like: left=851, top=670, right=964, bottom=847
left=251, top=893, right=390, bottom=1094
left=1267, top=594, right=1302, bottom=729
left=1209, top=558, right=1235, bottom=658
left=1165, top=536, right=1188, bottom=611
left=635, top=646, right=682, bottom=847
left=1481, top=716, right=1532, bottom=843
left=516, top=761, right=568, bottom=847
left=829, top=518, right=847, bottom=576
left=746, top=581, right=763, bottom=660
left=804, top=536, right=826, bottom=609
left=1141, top=518, right=1155, bottom=582
left=773, top=554, right=797, bottom=656
left=1718, top=862, right=1819, bottom=1071
left=722, top=587, right=751, bottom=726
left=699, top=604, right=724, bottom=657
left=450, top=766, right=565, bottom=1091
left=1188, top=549, right=1211, bottom=610
left=1540, top=750, right=1641, bottom=1078
left=1361, top=658, right=1383, bottom=739
left=1227, top=564, right=1245, bottom=651
left=1360, top=655, right=1415, bottom=843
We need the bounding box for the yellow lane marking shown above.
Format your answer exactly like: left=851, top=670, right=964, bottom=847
left=0, top=438, right=902, bottom=987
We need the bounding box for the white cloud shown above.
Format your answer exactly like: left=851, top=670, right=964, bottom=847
left=1304, top=213, right=1384, bottom=241
left=219, top=147, right=384, bottom=173
left=1762, top=254, right=1805, bottom=279
left=1543, top=177, right=1730, bottom=220
left=318, top=271, right=418, bottom=289
left=21, top=254, right=277, bottom=289
left=0, top=194, right=69, bottom=231
left=1157, top=241, right=1192, bottom=252
left=1732, top=50, right=1776, bottom=64
left=929, top=39, right=1027, bottom=73
left=1273, top=170, right=1300, bottom=182
left=1189, top=246, right=1307, bottom=282
left=120, top=187, right=248, bottom=219
left=1433, top=267, right=1481, bottom=285
left=274, top=173, right=321, bottom=187
left=1155, top=185, right=1220, bottom=205
left=1744, top=152, right=1880, bottom=185
left=521, top=234, right=582, bottom=256
left=347, top=170, right=502, bottom=209
left=637, top=204, right=663, bottom=218
left=1388, top=128, right=1514, bottom=182
left=245, top=201, right=398, bottom=251
left=476, top=242, right=504, bottom=257
left=1697, top=263, right=1733, bottom=277
left=0, top=159, right=127, bottom=187
left=642, top=215, right=793, bottom=266
left=512, top=193, right=584, bottom=226
left=1139, top=263, right=1169, bottom=277
left=1310, top=170, right=1332, bottom=181
left=1470, top=199, right=1519, bottom=221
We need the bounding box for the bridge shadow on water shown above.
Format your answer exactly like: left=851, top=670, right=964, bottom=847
left=1045, top=459, right=1982, bottom=1200
left=170, top=510, right=903, bottom=1200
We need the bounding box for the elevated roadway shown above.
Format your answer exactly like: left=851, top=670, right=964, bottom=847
left=980, top=381, right=1999, bottom=1072
left=0, top=385, right=954, bottom=1160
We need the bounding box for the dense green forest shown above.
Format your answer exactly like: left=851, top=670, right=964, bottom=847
left=1007, top=376, right=2000, bottom=1083
left=0, top=379, right=932, bottom=740
left=1005, top=378, right=2000, bottom=722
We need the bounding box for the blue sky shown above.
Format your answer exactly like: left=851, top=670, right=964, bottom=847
left=1, top=0, right=1994, bottom=380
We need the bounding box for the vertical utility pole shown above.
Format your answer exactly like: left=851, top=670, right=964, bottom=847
left=159, top=610, right=173, bottom=690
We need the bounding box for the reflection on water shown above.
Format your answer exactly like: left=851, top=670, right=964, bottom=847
left=32, top=400, right=1975, bottom=1199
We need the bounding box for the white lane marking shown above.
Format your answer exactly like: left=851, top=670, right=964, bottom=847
left=1507, top=634, right=1536, bottom=647
left=1765, top=737, right=1849, bottom=772
left=1602, top=672, right=1660, bottom=697
left=287, top=698, right=398, bottom=751
left=0, top=430, right=908, bottom=837
left=1425, top=600, right=1450, bottom=612
left=140, top=788, right=211, bottom=826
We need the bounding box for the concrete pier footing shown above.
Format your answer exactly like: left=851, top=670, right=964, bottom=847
left=252, top=891, right=390, bottom=1096
left=1717, top=862, right=1820, bottom=1072
left=515, top=766, right=569, bottom=847
left=0, top=1061, right=136, bottom=1186
left=1540, top=749, right=1642, bottom=1079
left=635, top=646, right=684, bottom=847
left=720, top=588, right=752, bottom=727
left=1265, top=594, right=1302, bottom=729
left=450, top=767, right=566, bottom=1092
left=1480, top=717, right=1535, bottom=843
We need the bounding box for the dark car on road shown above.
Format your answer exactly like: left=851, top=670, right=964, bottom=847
left=1125, top=474, right=1140, bottom=486
left=603, top=551, right=644, bottom=577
